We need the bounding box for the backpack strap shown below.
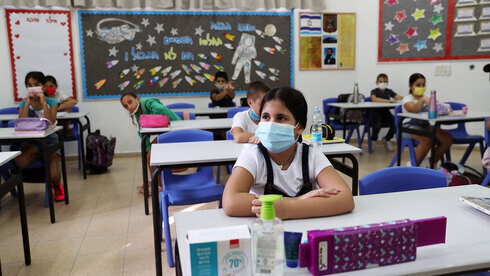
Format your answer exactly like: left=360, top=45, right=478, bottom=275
left=295, top=143, right=313, bottom=197
left=257, top=143, right=275, bottom=194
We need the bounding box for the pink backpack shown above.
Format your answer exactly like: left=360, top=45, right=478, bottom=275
left=139, top=115, right=169, bottom=128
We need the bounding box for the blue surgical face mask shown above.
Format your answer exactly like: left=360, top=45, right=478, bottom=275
left=255, top=121, right=299, bottom=153
left=249, top=108, right=260, bottom=121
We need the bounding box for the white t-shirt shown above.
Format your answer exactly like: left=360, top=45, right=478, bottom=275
left=402, top=94, right=428, bottom=127
left=234, top=142, right=332, bottom=196
left=52, top=91, right=69, bottom=103
left=231, top=110, right=258, bottom=134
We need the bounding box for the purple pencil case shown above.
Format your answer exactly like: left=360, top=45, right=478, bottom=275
left=299, top=217, right=446, bottom=275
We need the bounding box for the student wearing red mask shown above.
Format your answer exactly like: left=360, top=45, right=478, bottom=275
left=45, top=75, right=78, bottom=137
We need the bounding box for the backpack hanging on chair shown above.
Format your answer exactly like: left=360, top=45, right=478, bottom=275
left=86, top=129, right=116, bottom=174
left=439, top=162, right=484, bottom=186
left=335, top=93, right=365, bottom=123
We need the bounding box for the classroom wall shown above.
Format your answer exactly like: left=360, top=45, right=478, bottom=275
left=0, top=1, right=488, bottom=156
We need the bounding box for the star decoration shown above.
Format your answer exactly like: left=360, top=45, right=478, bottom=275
left=154, top=23, right=164, bottom=33
left=395, top=10, right=407, bottom=23
left=405, top=27, right=418, bottom=38
left=429, top=0, right=441, bottom=4
left=170, top=28, right=178, bottom=36
left=147, top=35, right=156, bottom=46
left=86, top=29, right=93, bottom=37
left=386, top=0, right=398, bottom=7
left=135, top=43, right=142, bottom=50
left=141, top=18, right=150, bottom=27
left=108, top=46, right=118, bottom=57
left=428, top=28, right=442, bottom=40
left=131, top=64, right=139, bottom=72
left=433, top=42, right=444, bottom=53
left=195, top=26, right=204, bottom=36
left=412, top=8, right=425, bottom=21
left=387, top=34, right=400, bottom=46
left=430, top=14, right=443, bottom=25
left=396, top=43, right=409, bottom=54
left=433, top=3, right=444, bottom=14
left=413, top=40, right=427, bottom=52
left=385, top=21, right=394, bottom=31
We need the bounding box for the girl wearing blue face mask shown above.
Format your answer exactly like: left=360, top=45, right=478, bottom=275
left=402, top=73, right=453, bottom=166
left=223, top=87, right=355, bottom=219
left=230, top=81, right=269, bottom=144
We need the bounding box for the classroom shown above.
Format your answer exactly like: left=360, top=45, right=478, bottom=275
left=0, top=0, right=489, bottom=275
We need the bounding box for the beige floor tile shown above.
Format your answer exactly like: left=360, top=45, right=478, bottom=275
left=123, top=269, right=155, bottom=276
left=0, top=243, right=30, bottom=263
left=0, top=222, right=48, bottom=245
left=123, top=247, right=156, bottom=272
left=85, top=208, right=130, bottom=237
left=126, top=231, right=154, bottom=250
left=1, top=261, right=24, bottom=275
left=78, top=233, right=127, bottom=256
left=71, top=251, right=125, bottom=275
left=16, top=255, right=76, bottom=276
left=31, top=238, right=83, bottom=261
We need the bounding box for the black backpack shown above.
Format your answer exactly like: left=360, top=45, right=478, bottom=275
left=86, top=129, right=116, bottom=174
left=334, top=93, right=365, bottom=123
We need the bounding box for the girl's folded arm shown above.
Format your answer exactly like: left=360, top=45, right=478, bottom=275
left=223, top=166, right=257, bottom=217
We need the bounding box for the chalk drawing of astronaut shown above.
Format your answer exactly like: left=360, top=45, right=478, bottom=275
left=231, top=33, right=257, bottom=84
left=96, top=18, right=141, bottom=44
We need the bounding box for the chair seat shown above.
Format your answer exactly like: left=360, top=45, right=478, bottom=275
left=448, top=133, right=483, bottom=143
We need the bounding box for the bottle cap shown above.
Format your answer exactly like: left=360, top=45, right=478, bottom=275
left=259, top=194, right=282, bottom=220
left=314, top=106, right=320, bottom=112
left=286, top=259, right=298, bottom=268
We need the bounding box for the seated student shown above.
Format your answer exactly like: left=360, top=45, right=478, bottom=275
left=210, top=71, right=235, bottom=107
left=45, top=75, right=78, bottom=137
left=223, top=87, right=355, bottom=219
left=120, top=92, right=181, bottom=194
left=369, top=73, right=403, bottom=152
left=230, top=81, right=269, bottom=143
left=402, top=73, right=453, bottom=167
left=16, top=71, right=64, bottom=201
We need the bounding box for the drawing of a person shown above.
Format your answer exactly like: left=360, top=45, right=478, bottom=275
left=232, top=33, right=257, bottom=84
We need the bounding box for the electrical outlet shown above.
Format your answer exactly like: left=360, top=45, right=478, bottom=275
left=435, top=65, right=451, bottom=76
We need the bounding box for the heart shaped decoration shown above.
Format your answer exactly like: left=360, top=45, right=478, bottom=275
left=16, top=56, right=20, bottom=59
left=14, top=34, right=19, bottom=38
left=64, top=53, right=68, bottom=56
left=15, top=20, right=20, bottom=25
left=61, top=22, right=66, bottom=26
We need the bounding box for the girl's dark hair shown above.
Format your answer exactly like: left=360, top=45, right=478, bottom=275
left=408, top=73, right=426, bottom=94
left=25, top=71, right=46, bottom=85
left=120, top=92, right=138, bottom=102
left=45, top=75, right=58, bottom=87
left=376, top=73, right=388, bottom=82
left=260, top=87, right=308, bottom=141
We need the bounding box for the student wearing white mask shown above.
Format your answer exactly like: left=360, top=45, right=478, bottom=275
left=223, top=87, right=354, bottom=219
left=369, top=73, right=403, bottom=152
left=210, top=71, right=236, bottom=108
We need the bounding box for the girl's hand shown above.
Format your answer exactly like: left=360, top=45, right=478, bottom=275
left=251, top=194, right=261, bottom=217
left=389, top=99, right=396, bottom=103
left=226, top=81, right=236, bottom=91
left=26, top=92, right=34, bottom=103
left=297, top=187, right=340, bottom=200
left=37, top=91, right=45, bottom=102
left=248, top=135, right=260, bottom=144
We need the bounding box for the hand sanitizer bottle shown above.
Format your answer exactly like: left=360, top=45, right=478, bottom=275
left=252, top=194, right=284, bottom=275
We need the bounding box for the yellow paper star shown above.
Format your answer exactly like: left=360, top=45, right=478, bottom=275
left=412, top=8, right=425, bottom=21
left=429, top=28, right=442, bottom=40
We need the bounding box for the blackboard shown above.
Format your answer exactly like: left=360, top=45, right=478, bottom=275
left=378, top=0, right=490, bottom=61
left=78, top=10, right=293, bottom=99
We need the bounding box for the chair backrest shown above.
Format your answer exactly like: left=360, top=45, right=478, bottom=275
left=393, top=105, right=402, bottom=138
left=322, top=98, right=338, bottom=124
left=166, top=103, right=195, bottom=109
left=485, top=117, right=490, bottom=146
left=174, top=111, right=196, bottom=120
left=359, top=167, right=447, bottom=195
left=227, top=106, right=249, bottom=118
left=0, top=107, right=19, bottom=114
left=71, top=106, right=79, bottom=112
left=443, top=102, right=467, bottom=132
left=226, top=130, right=234, bottom=140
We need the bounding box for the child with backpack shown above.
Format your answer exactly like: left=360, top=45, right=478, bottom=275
left=223, top=87, right=354, bottom=219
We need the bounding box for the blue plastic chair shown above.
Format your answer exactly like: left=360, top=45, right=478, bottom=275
left=442, top=102, right=485, bottom=167
left=157, top=129, right=224, bottom=267
left=173, top=111, right=196, bottom=120
left=359, top=167, right=447, bottom=195
left=323, top=98, right=364, bottom=153
left=360, top=97, right=395, bottom=153
left=0, top=107, right=19, bottom=127
left=389, top=105, right=419, bottom=167
left=63, top=106, right=83, bottom=170
left=482, top=118, right=489, bottom=186
left=166, top=103, right=195, bottom=109
left=227, top=106, right=249, bottom=118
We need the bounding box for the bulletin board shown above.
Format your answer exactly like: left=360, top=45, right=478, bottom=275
left=378, top=0, right=490, bottom=61
left=78, top=10, right=293, bottom=99
left=5, top=9, right=76, bottom=101
left=299, top=12, right=356, bottom=70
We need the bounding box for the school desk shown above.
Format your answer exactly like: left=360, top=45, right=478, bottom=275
left=0, top=151, right=30, bottom=267
left=139, top=118, right=233, bottom=215
left=0, top=112, right=91, bottom=179
left=171, top=106, right=235, bottom=117
left=0, top=127, right=68, bottom=223
left=397, top=111, right=490, bottom=169
left=326, top=102, right=399, bottom=141
left=149, top=140, right=362, bottom=276
left=174, top=184, right=490, bottom=276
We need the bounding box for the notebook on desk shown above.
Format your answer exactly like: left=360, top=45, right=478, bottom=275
left=460, top=196, right=490, bottom=215
left=302, top=134, right=345, bottom=144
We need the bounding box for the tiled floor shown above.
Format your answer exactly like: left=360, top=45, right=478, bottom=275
left=0, top=142, right=486, bottom=275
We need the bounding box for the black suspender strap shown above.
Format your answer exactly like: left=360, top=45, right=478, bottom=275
left=257, top=143, right=274, bottom=194
left=301, top=143, right=310, bottom=185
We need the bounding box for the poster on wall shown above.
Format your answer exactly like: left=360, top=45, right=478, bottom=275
left=5, top=9, right=76, bottom=101
left=379, top=0, right=490, bottom=61
left=78, top=10, right=293, bottom=99
left=299, top=12, right=356, bottom=70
